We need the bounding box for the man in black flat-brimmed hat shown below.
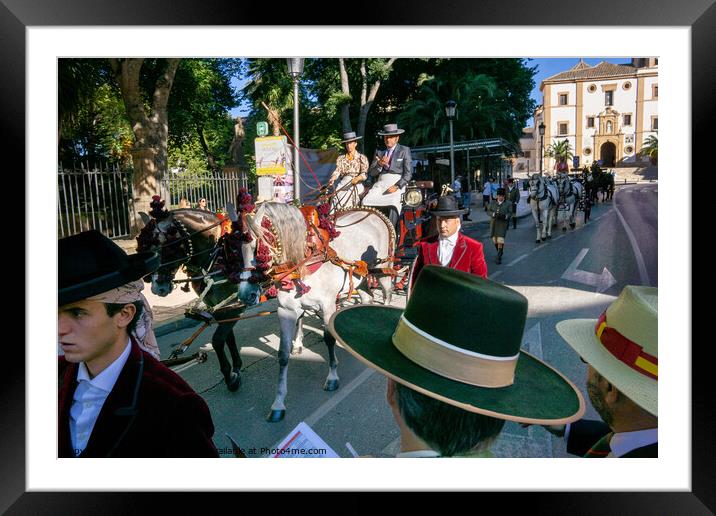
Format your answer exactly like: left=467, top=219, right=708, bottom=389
left=58, top=230, right=219, bottom=457
left=362, top=123, right=413, bottom=227
left=409, top=194, right=487, bottom=291
left=329, top=266, right=585, bottom=457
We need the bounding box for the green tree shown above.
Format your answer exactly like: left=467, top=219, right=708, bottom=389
left=109, top=58, right=181, bottom=228
left=640, top=133, right=658, bottom=163
left=546, top=139, right=574, bottom=161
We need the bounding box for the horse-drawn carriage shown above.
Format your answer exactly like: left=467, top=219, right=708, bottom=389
left=137, top=185, right=434, bottom=421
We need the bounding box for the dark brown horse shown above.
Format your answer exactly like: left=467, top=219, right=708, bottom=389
left=137, top=206, right=245, bottom=391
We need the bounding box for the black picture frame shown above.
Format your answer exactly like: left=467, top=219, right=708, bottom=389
left=6, top=0, right=709, bottom=511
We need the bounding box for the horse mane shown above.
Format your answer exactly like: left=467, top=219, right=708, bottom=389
left=249, top=202, right=306, bottom=266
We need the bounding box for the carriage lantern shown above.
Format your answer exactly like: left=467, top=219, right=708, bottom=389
left=404, top=181, right=424, bottom=208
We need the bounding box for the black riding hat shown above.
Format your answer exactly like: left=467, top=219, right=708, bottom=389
left=429, top=195, right=467, bottom=217
left=59, top=230, right=159, bottom=306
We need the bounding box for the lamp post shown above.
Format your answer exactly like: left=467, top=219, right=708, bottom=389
left=538, top=122, right=546, bottom=177
left=287, top=58, right=304, bottom=202
left=445, top=100, right=457, bottom=185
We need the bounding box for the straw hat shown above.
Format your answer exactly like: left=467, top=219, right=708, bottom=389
left=340, top=131, right=363, bottom=143
left=329, top=265, right=585, bottom=424
left=556, top=285, right=658, bottom=416
left=377, top=123, right=405, bottom=136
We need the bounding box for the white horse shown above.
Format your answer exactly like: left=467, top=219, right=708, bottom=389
left=556, top=173, right=584, bottom=231
left=236, top=202, right=395, bottom=422
left=528, top=174, right=559, bottom=243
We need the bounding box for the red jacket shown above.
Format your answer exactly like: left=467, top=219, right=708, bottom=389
left=410, top=232, right=488, bottom=289
left=58, top=337, right=219, bottom=458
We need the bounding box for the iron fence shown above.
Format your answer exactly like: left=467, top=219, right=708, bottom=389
left=159, top=169, right=250, bottom=213
left=58, top=164, right=252, bottom=240
left=57, top=163, right=134, bottom=239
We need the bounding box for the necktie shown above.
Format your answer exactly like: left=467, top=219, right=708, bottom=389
left=384, top=148, right=394, bottom=170
left=584, top=432, right=614, bottom=458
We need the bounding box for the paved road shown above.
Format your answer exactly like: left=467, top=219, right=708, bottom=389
left=156, top=183, right=657, bottom=458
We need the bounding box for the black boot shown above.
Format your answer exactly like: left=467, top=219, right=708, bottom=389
left=497, top=247, right=503, bottom=264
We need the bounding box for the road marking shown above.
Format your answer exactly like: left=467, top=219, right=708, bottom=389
left=561, top=248, right=617, bottom=293
left=521, top=322, right=543, bottom=359
left=613, top=192, right=651, bottom=286
left=552, top=234, right=565, bottom=241
left=304, top=367, right=376, bottom=427
left=489, top=270, right=503, bottom=279
left=507, top=254, right=528, bottom=267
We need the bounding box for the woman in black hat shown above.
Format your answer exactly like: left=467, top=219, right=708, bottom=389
left=327, top=131, right=369, bottom=208
left=489, top=188, right=513, bottom=264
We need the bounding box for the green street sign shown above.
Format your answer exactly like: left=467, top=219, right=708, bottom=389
left=257, top=121, right=269, bottom=137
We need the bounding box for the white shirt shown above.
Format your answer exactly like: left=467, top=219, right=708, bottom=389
left=608, top=428, right=658, bottom=458
left=564, top=424, right=658, bottom=457
left=396, top=449, right=440, bottom=458
left=70, top=339, right=132, bottom=456
left=438, top=230, right=460, bottom=266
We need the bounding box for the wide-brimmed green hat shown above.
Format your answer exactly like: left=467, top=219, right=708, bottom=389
left=329, top=266, right=585, bottom=424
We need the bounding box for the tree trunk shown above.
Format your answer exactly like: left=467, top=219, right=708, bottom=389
left=109, top=58, right=180, bottom=236
left=338, top=58, right=352, bottom=134
left=197, top=125, right=219, bottom=173
left=357, top=58, right=397, bottom=153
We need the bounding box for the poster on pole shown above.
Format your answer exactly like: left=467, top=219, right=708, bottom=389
left=255, top=136, right=294, bottom=203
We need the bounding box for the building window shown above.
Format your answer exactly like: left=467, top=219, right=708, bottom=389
left=652, top=84, right=658, bottom=99
left=624, top=114, right=632, bottom=126
left=652, top=117, right=658, bottom=131
left=559, top=93, right=568, bottom=105
left=584, top=147, right=592, bottom=155
left=655, top=58, right=659, bottom=65
left=588, top=84, right=597, bottom=93
left=587, top=117, right=595, bottom=128
left=623, top=81, right=632, bottom=90
left=606, top=121, right=613, bottom=133
left=605, top=91, right=614, bottom=106
left=524, top=151, right=531, bottom=158
left=625, top=146, right=634, bottom=154
left=559, top=123, right=568, bottom=135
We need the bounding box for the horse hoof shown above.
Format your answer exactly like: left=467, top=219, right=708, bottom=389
left=323, top=379, right=340, bottom=391
left=226, top=372, right=241, bottom=392
left=291, top=346, right=303, bottom=355
left=536, top=239, right=541, bottom=244
left=266, top=409, right=286, bottom=423
left=562, top=227, right=567, bottom=232
left=570, top=223, right=576, bottom=229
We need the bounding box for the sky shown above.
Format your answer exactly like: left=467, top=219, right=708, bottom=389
left=230, top=57, right=633, bottom=122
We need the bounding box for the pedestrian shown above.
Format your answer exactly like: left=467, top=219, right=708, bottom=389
left=327, top=131, right=369, bottom=208
left=178, top=197, right=190, bottom=208
left=362, top=123, right=412, bottom=228
left=490, top=177, right=498, bottom=201
left=409, top=194, right=487, bottom=291
left=58, top=230, right=219, bottom=457
left=489, top=188, right=512, bottom=264
left=555, top=156, right=569, bottom=174
left=546, top=285, right=658, bottom=457
left=328, top=265, right=586, bottom=457
left=582, top=193, right=592, bottom=224
left=198, top=197, right=209, bottom=211
left=482, top=177, right=492, bottom=211
left=461, top=175, right=472, bottom=221
left=506, top=178, right=520, bottom=229
left=452, top=175, right=462, bottom=209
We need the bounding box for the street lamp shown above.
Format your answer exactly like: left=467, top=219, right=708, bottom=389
left=445, top=100, right=457, bottom=185
left=538, top=122, right=546, bottom=176
left=286, top=58, right=304, bottom=202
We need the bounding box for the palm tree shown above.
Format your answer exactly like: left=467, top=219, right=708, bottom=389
left=546, top=139, right=574, bottom=161
left=640, top=134, right=658, bottom=164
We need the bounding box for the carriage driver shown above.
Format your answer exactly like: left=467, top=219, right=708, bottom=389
left=362, top=123, right=413, bottom=228
left=58, top=230, right=219, bottom=457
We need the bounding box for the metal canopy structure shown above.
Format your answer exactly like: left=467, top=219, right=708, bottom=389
left=410, top=137, right=518, bottom=158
